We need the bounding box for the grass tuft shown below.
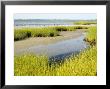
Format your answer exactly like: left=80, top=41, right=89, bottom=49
left=84, top=26, right=97, bottom=45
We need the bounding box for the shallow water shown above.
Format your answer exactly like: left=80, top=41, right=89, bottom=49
left=15, top=34, right=89, bottom=61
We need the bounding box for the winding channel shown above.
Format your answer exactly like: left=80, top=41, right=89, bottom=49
left=14, top=30, right=89, bottom=61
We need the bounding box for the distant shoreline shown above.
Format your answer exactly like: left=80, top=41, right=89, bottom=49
left=14, top=24, right=96, bottom=29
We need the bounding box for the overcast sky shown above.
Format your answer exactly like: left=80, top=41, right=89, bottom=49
left=14, top=13, right=96, bottom=20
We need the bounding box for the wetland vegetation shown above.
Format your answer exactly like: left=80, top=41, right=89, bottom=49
left=14, top=25, right=97, bottom=76
left=74, top=20, right=97, bottom=25
left=14, top=26, right=88, bottom=41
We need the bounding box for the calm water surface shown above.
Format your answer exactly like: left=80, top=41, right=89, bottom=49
left=15, top=34, right=89, bottom=61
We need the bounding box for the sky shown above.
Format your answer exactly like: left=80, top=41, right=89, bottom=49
left=14, top=13, right=96, bottom=20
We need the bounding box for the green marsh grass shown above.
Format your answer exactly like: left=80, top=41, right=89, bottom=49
left=84, top=26, right=97, bottom=45
left=30, top=28, right=59, bottom=37
left=14, top=27, right=59, bottom=41
left=14, top=26, right=89, bottom=41
left=14, top=29, right=31, bottom=41
left=74, top=21, right=96, bottom=25
left=54, top=26, right=88, bottom=31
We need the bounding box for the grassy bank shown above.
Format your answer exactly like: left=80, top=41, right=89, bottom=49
left=14, top=46, right=96, bottom=76
left=55, top=46, right=96, bottom=76
left=84, top=26, right=97, bottom=45
left=74, top=21, right=96, bottom=25
left=14, top=26, right=88, bottom=41
left=14, top=28, right=59, bottom=41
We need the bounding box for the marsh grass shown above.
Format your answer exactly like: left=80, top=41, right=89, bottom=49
left=14, top=26, right=88, bottom=41
left=55, top=46, right=97, bottom=76
left=14, top=54, right=50, bottom=76
left=14, top=29, right=31, bottom=41
left=54, top=26, right=88, bottom=31
left=84, top=26, right=96, bottom=45
left=30, top=28, right=59, bottom=37
left=74, top=21, right=97, bottom=25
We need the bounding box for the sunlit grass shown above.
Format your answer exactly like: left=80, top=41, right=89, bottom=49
left=74, top=21, right=97, bottom=25
left=14, top=54, right=50, bottom=76
left=55, top=46, right=97, bottom=76
left=14, top=26, right=89, bottom=41
left=84, top=26, right=97, bottom=45
left=30, top=28, right=59, bottom=37
left=54, top=26, right=88, bottom=31
left=14, top=28, right=59, bottom=41
left=14, top=29, right=31, bottom=41
left=14, top=46, right=96, bottom=76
